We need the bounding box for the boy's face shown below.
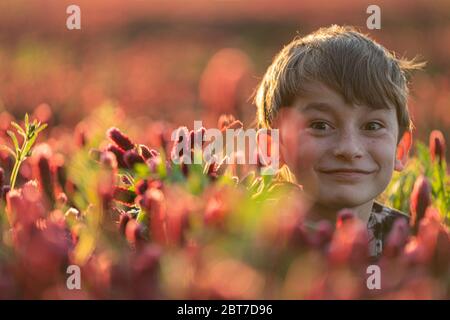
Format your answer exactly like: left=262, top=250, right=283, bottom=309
left=281, top=81, right=403, bottom=211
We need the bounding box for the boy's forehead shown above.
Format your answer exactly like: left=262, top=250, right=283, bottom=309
left=298, top=81, right=336, bottom=96
left=294, top=81, right=396, bottom=112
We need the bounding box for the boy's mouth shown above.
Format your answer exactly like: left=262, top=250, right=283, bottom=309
left=317, top=168, right=376, bottom=181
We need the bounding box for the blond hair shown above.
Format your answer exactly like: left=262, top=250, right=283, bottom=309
left=255, top=25, right=425, bottom=139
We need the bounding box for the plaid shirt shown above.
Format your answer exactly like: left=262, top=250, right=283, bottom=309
left=368, top=202, right=410, bottom=259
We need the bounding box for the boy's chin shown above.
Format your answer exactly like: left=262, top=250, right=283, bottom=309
left=318, top=193, right=374, bottom=211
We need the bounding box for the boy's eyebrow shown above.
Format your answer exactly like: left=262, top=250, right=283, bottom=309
left=299, top=102, right=335, bottom=113
left=300, top=102, right=393, bottom=114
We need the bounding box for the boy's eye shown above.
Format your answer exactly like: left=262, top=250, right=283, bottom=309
left=309, top=121, right=333, bottom=131
left=363, top=122, right=384, bottom=131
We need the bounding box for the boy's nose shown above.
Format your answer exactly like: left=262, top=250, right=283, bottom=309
left=333, top=132, right=364, bottom=160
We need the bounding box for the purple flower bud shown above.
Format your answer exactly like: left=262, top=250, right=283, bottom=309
left=122, top=175, right=133, bottom=185
left=113, top=187, right=137, bottom=206
left=140, top=145, right=158, bottom=160
left=38, top=156, right=54, bottom=203
left=100, top=151, right=118, bottom=170
left=181, top=161, right=189, bottom=177
left=410, top=175, right=431, bottom=233
left=1, top=185, right=10, bottom=202
left=429, top=130, right=446, bottom=164
left=54, top=157, right=67, bottom=192
left=107, top=127, right=135, bottom=151
left=106, top=144, right=127, bottom=168
left=136, top=179, right=149, bottom=195
left=124, top=150, right=145, bottom=169
left=74, top=122, right=88, bottom=148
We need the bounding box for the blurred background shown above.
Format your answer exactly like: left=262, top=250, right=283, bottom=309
left=0, top=0, right=449, bottom=148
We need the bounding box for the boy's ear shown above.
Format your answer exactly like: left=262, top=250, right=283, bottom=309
left=395, top=131, right=412, bottom=172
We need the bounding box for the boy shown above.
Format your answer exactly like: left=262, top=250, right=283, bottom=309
left=254, top=25, right=425, bottom=258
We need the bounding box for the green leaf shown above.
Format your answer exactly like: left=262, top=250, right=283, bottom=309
left=157, top=149, right=167, bottom=179
left=6, top=130, right=19, bottom=152
left=134, top=163, right=150, bottom=179
left=11, top=121, right=26, bottom=136
left=35, top=123, right=48, bottom=135
left=24, top=113, right=29, bottom=129
left=23, top=135, right=38, bottom=157
left=0, top=145, right=17, bottom=158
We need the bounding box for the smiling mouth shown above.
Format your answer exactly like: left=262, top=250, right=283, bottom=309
left=319, top=169, right=374, bottom=174
left=317, top=168, right=375, bottom=180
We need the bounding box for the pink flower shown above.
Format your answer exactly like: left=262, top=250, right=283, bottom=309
left=141, top=188, right=167, bottom=245
left=125, top=219, right=145, bottom=249
left=6, top=181, right=46, bottom=228
left=204, top=194, right=228, bottom=227
left=119, top=211, right=132, bottom=236
left=384, top=218, right=410, bottom=257
left=429, top=130, right=446, bottom=164
left=311, top=220, right=334, bottom=249
left=416, top=208, right=450, bottom=275
left=329, top=210, right=369, bottom=266
left=131, top=244, right=162, bottom=299
left=14, top=219, right=70, bottom=297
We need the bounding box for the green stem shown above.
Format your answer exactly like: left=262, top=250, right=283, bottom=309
left=10, top=140, right=30, bottom=190
left=7, top=118, right=46, bottom=191
left=10, top=157, right=21, bottom=190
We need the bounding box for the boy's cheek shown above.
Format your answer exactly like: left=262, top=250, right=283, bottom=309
left=375, top=143, right=398, bottom=171
left=284, top=135, right=321, bottom=173
left=285, top=136, right=323, bottom=197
